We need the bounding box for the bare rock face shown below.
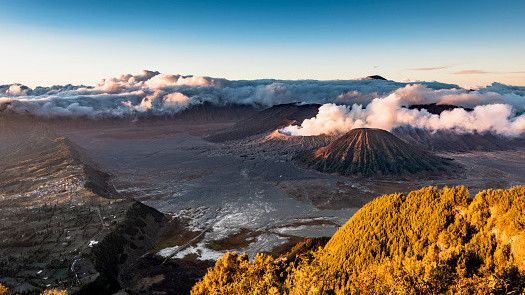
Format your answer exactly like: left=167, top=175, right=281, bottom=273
left=0, top=128, right=166, bottom=294
left=296, top=128, right=458, bottom=176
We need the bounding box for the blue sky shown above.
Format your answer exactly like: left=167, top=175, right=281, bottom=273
left=1, top=0, right=524, bottom=87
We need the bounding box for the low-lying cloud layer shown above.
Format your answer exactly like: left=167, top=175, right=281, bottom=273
left=281, top=85, right=525, bottom=137
left=1, top=70, right=463, bottom=118
left=1, top=70, right=524, bottom=136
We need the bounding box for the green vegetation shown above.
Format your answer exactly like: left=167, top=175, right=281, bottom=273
left=192, top=186, right=525, bottom=294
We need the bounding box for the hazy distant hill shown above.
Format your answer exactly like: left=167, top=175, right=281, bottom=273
left=362, top=75, right=387, bottom=80
left=171, top=102, right=257, bottom=122
left=393, top=126, right=525, bottom=152
left=406, top=103, right=473, bottom=114
left=206, top=103, right=320, bottom=142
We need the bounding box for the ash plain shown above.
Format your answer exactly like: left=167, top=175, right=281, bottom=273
left=53, top=118, right=525, bottom=261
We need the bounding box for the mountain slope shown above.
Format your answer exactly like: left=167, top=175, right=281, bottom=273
left=296, top=128, right=457, bottom=176
left=192, top=186, right=525, bottom=295
left=172, top=102, right=257, bottom=122
left=0, top=131, right=166, bottom=294
left=206, top=103, right=320, bottom=142
left=293, top=186, right=525, bottom=294
left=0, top=124, right=215, bottom=294
left=393, top=126, right=525, bottom=152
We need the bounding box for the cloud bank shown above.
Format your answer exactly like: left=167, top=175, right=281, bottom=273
left=0, top=70, right=461, bottom=118
left=1, top=70, right=524, bottom=138
left=280, top=86, right=525, bottom=137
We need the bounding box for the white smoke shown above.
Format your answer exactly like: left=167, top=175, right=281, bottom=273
left=280, top=93, right=525, bottom=137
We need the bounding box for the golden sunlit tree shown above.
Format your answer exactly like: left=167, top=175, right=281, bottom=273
left=41, top=289, right=69, bottom=295
left=193, top=186, right=525, bottom=295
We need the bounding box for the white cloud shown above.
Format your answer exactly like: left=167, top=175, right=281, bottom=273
left=281, top=93, right=525, bottom=137
left=162, top=92, right=191, bottom=110
left=393, top=84, right=525, bottom=111
left=1, top=70, right=524, bottom=126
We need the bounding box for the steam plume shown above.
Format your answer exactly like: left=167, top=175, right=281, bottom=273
left=281, top=94, right=525, bottom=137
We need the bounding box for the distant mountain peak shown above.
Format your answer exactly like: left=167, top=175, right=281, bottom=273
left=407, top=103, right=473, bottom=115
left=361, top=75, right=387, bottom=80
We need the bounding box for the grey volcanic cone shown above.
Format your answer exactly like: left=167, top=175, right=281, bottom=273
left=296, top=128, right=458, bottom=176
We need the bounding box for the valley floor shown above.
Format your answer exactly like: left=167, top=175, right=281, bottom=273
left=54, top=120, right=525, bottom=261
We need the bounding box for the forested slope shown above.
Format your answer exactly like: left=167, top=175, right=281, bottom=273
left=192, top=186, right=525, bottom=294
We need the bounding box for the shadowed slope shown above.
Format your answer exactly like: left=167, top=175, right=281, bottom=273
left=206, top=103, right=320, bottom=142
left=0, top=130, right=165, bottom=294
left=393, top=126, right=525, bottom=152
